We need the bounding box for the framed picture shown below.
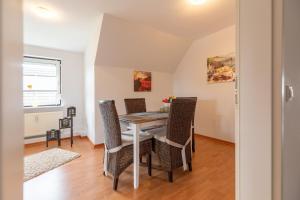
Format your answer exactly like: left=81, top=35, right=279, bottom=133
left=134, top=71, right=152, bottom=92
left=207, top=54, right=235, bottom=83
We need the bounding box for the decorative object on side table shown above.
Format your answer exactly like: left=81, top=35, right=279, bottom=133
left=46, top=129, right=61, bottom=147
left=67, top=106, right=76, bottom=118
left=160, top=96, right=176, bottom=113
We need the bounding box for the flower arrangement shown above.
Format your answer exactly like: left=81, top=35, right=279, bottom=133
left=160, top=96, right=176, bottom=112
left=162, top=96, right=176, bottom=103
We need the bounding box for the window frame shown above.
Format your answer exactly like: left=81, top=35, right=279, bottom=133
left=23, top=56, right=62, bottom=108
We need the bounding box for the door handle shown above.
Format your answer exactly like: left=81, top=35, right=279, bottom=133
left=285, top=85, right=295, bottom=102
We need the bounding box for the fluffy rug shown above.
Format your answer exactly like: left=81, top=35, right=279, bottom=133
left=24, top=148, right=80, bottom=181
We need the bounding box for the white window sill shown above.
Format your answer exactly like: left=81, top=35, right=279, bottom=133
left=24, top=106, right=64, bottom=113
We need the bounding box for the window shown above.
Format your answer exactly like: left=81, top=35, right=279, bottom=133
left=23, top=56, right=61, bottom=107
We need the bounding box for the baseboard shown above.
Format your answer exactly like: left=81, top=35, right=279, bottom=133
left=24, top=135, right=84, bottom=147
left=195, top=133, right=235, bottom=145
left=94, top=143, right=104, bottom=149
left=83, top=136, right=104, bottom=149
left=24, top=132, right=81, bottom=144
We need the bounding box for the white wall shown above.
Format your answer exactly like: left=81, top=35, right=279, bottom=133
left=238, top=0, right=272, bottom=199
left=84, top=15, right=103, bottom=144
left=24, top=45, right=86, bottom=136
left=173, top=26, right=235, bottom=143
left=24, top=111, right=63, bottom=138
left=0, top=0, right=24, bottom=199
left=94, top=66, right=173, bottom=144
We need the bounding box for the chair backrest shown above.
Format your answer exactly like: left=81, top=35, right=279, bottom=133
left=176, top=97, right=197, bottom=125
left=99, top=100, right=122, bottom=150
left=166, top=98, right=196, bottom=145
left=124, top=98, right=146, bottom=114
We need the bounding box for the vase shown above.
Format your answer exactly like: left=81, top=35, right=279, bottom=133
left=160, top=103, right=171, bottom=113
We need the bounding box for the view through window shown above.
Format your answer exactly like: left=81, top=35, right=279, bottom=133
left=23, top=56, right=61, bottom=107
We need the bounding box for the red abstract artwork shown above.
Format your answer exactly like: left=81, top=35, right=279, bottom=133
left=134, top=71, right=151, bottom=92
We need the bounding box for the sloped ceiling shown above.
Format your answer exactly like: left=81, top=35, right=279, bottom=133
left=95, top=14, right=192, bottom=72
left=24, top=0, right=235, bottom=52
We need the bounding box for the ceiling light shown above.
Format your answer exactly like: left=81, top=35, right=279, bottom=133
left=33, top=6, right=58, bottom=19
left=188, top=0, right=206, bottom=5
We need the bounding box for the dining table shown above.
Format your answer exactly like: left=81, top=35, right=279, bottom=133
left=119, top=111, right=169, bottom=189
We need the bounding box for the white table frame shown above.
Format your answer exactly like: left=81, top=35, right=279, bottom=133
left=129, top=119, right=167, bottom=189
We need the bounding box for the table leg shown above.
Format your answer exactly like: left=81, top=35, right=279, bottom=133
left=191, top=126, right=193, bottom=156
left=192, top=125, right=195, bottom=152
left=131, top=123, right=140, bottom=189
left=58, top=130, right=61, bottom=146
left=71, top=118, right=73, bottom=147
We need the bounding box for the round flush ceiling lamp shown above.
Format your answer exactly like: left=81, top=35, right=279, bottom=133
left=188, top=0, right=206, bottom=5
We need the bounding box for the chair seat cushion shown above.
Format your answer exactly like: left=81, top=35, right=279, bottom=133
left=121, top=134, right=152, bottom=146
left=146, top=126, right=167, bottom=143
left=121, top=130, right=152, bottom=137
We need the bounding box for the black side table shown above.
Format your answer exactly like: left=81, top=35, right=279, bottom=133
left=46, top=129, right=61, bottom=147
left=59, top=117, right=73, bottom=147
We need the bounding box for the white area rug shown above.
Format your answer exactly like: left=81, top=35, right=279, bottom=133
left=24, top=148, right=80, bottom=181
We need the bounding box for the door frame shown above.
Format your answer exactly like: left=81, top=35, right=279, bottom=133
left=236, top=0, right=273, bottom=199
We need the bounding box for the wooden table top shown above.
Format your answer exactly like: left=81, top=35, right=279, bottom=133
left=119, top=112, right=169, bottom=124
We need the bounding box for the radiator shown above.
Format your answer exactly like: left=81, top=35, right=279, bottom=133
left=24, top=111, right=63, bottom=138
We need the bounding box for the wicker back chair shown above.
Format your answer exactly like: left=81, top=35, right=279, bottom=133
left=176, top=97, right=197, bottom=152
left=167, top=99, right=195, bottom=145
left=124, top=98, right=146, bottom=114
left=99, top=100, right=152, bottom=190
left=154, top=98, right=196, bottom=182
left=99, top=100, right=122, bottom=150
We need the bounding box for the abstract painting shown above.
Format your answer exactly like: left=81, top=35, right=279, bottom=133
left=207, top=54, right=235, bottom=83
left=134, top=71, right=152, bottom=92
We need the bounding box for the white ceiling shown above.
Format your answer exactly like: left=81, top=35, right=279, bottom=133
left=24, top=0, right=235, bottom=52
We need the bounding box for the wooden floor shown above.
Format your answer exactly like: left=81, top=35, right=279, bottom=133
left=24, top=135, right=235, bottom=200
